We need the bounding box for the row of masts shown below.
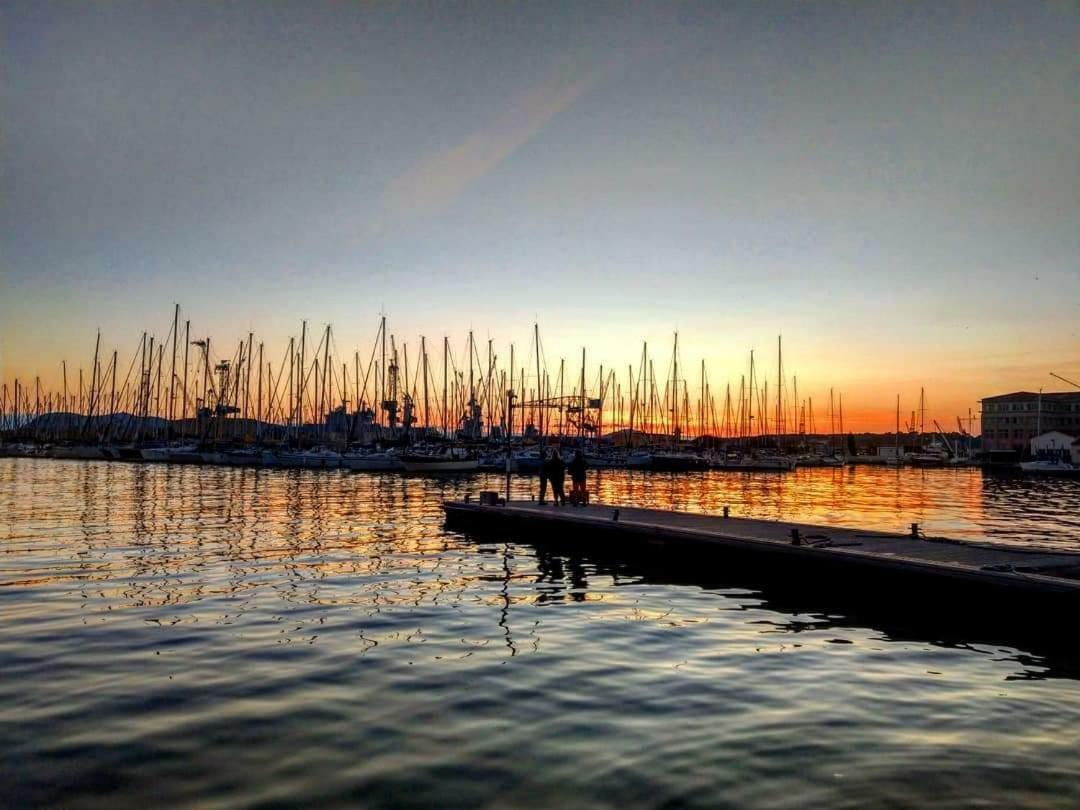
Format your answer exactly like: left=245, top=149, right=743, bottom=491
left=2, top=306, right=868, bottom=446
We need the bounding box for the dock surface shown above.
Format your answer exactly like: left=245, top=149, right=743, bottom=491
left=444, top=500, right=1080, bottom=595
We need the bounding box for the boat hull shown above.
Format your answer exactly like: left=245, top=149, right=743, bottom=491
left=1019, top=462, right=1080, bottom=477
left=650, top=454, right=709, bottom=472
left=400, top=459, right=479, bottom=473
left=49, top=445, right=106, bottom=460
left=714, top=458, right=794, bottom=472
left=274, top=452, right=342, bottom=469
left=342, top=454, right=401, bottom=472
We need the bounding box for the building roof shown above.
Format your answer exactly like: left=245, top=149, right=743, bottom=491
left=982, top=391, right=1080, bottom=402
left=1033, top=430, right=1077, bottom=441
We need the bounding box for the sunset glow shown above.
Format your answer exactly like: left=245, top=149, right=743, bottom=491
left=2, top=2, right=1078, bottom=432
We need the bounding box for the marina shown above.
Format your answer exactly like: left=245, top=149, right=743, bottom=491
left=6, top=308, right=1033, bottom=477
left=6, top=310, right=1076, bottom=478
left=4, top=2, right=1079, bottom=805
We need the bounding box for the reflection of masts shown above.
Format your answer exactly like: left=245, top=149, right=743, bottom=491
left=499, top=543, right=517, bottom=657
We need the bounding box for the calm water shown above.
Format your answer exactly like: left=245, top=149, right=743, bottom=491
left=3, top=458, right=1080, bottom=808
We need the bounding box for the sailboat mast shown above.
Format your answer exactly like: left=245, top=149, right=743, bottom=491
left=598, top=364, right=604, bottom=444
left=671, top=332, right=678, bottom=445
left=299, top=321, right=307, bottom=429
left=257, top=342, right=264, bottom=434
left=244, top=331, right=253, bottom=425
left=896, top=394, right=901, bottom=461
left=535, top=323, right=542, bottom=443
left=468, top=330, right=475, bottom=408
left=442, top=336, right=448, bottom=437
left=155, top=343, right=163, bottom=439
left=83, top=330, right=101, bottom=437
left=108, top=350, right=117, bottom=442
left=748, top=350, right=755, bottom=440
left=776, top=335, right=782, bottom=448
left=839, top=393, right=844, bottom=450
left=830, top=388, right=835, bottom=451
left=169, top=303, right=179, bottom=424
left=322, top=324, right=331, bottom=429
left=380, top=315, right=386, bottom=427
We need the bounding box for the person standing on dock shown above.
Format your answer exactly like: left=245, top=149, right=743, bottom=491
left=539, top=448, right=550, bottom=504
left=569, top=450, right=587, bottom=505
left=550, top=449, right=566, bottom=506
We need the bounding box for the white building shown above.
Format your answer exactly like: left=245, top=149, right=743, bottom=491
left=1030, top=430, right=1076, bottom=461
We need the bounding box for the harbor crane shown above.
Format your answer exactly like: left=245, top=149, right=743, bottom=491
left=1050, top=372, right=1080, bottom=391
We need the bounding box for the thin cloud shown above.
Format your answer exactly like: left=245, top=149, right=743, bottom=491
left=374, top=65, right=611, bottom=232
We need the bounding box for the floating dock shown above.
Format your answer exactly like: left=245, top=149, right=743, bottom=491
left=443, top=499, right=1080, bottom=599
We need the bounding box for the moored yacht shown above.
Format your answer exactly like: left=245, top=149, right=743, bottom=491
left=399, top=445, right=479, bottom=473
left=342, top=448, right=401, bottom=472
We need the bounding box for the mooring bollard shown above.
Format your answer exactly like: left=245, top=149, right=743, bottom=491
left=613, top=509, right=620, bottom=522
left=911, top=522, right=920, bottom=538
left=723, top=506, right=730, bottom=518
left=790, top=528, right=801, bottom=546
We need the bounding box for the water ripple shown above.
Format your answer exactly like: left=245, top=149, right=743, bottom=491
left=2, top=458, right=1080, bottom=807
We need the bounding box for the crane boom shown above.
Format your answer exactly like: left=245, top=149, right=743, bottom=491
left=932, top=420, right=956, bottom=456
left=1050, top=372, right=1080, bottom=390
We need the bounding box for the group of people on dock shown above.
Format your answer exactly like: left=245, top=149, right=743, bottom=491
left=539, top=448, right=587, bottom=506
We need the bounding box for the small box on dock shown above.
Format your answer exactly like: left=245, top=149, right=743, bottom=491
left=479, top=491, right=501, bottom=506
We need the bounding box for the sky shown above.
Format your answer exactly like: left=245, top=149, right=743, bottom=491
left=2, top=1, right=1078, bottom=431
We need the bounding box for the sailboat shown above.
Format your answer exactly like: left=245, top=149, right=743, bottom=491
left=342, top=447, right=402, bottom=472
left=399, top=444, right=479, bottom=473
left=274, top=447, right=343, bottom=468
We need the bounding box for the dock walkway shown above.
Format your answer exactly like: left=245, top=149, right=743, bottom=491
left=443, top=500, right=1080, bottom=596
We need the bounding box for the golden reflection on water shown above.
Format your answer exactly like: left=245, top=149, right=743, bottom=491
left=3, top=461, right=1079, bottom=609
left=1, top=457, right=1076, bottom=668
left=5, top=458, right=1080, bottom=808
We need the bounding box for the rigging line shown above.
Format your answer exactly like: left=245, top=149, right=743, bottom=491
left=111, top=334, right=145, bottom=415
left=265, top=340, right=293, bottom=422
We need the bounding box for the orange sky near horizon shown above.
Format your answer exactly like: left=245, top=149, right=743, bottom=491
left=2, top=305, right=1077, bottom=434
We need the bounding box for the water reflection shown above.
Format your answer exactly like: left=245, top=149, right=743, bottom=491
left=485, top=527, right=1080, bottom=682
left=3, top=458, right=1080, bottom=807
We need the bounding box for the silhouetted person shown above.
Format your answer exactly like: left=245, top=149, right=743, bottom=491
left=538, top=448, right=550, bottom=504
left=569, top=450, right=587, bottom=505
left=550, top=451, right=566, bottom=506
